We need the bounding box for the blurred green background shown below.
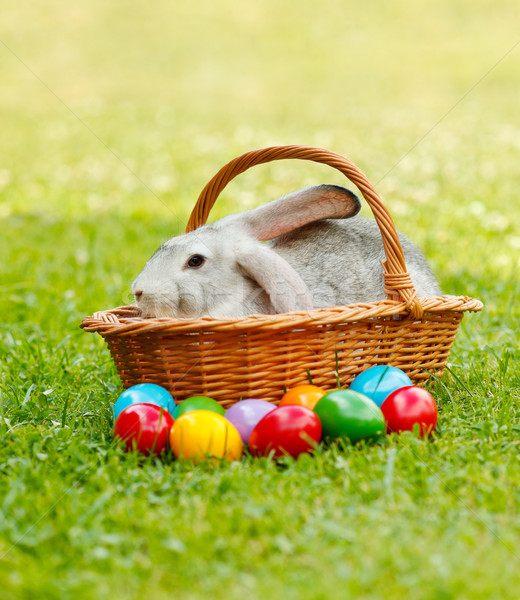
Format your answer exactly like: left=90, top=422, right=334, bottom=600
left=2, top=2, right=520, bottom=298
left=2, top=1, right=520, bottom=318
left=1, top=2, right=520, bottom=599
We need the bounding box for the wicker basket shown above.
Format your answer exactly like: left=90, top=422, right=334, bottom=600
left=80, top=145, right=482, bottom=408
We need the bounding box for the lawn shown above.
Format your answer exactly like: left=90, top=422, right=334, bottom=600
left=1, top=1, right=520, bottom=598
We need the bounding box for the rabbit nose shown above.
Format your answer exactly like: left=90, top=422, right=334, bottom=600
left=134, top=290, right=143, bottom=301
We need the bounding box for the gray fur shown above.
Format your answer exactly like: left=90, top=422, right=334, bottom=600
left=270, top=217, right=440, bottom=307
left=132, top=185, right=440, bottom=319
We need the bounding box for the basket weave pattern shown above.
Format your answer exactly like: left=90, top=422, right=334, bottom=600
left=81, top=146, right=482, bottom=407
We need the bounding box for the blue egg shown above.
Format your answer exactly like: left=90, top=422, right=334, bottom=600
left=113, top=384, right=177, bottom=420
left=349, top=366, right=412, bottom=407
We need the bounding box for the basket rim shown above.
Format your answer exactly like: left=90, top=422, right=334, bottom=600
left=80, top=295, right=483, bottom=336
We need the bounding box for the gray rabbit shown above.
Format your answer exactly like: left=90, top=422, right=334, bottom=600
left=132, top=184, right=440, bottom=319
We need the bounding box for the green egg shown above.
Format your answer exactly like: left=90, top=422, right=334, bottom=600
left=314, top=389, right=385, bottom=443
left=176, top=395, right=225, bottom=418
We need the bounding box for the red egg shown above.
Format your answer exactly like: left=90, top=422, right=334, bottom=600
left=114, top=403, right=174, bottom=455
left=381, top=386, right=438, bottom=437
left=249, top=405, right=322, bottom=459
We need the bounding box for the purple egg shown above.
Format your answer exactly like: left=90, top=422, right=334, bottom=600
left=225, top=399, right=277, bottom=445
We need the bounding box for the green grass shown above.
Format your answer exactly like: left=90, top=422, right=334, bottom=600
left=1, top=1, right=520, bottom=598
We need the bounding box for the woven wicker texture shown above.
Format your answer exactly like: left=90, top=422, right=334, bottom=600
left=81, top=145, right=483, bottom=406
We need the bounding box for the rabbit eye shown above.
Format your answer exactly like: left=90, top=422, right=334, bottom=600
left=186, top=254, right=205, bottom=269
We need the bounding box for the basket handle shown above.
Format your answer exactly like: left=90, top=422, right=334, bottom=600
left=186, top=145, right=423, bottom=318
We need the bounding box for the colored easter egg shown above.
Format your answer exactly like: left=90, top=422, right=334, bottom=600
left=225, top=399, right=276, bottom=445
left=249, top=405, right=322, bottom=459
left=170, top=410, right=243, bottom=462
left=113, top=383, right=177, bottom=421
left=114, top=403, right=174, bottom=455
left=349, top=366, right=413, bottom=407
left=381, top=386, right=438, bottom=437
left=314, top=389, right=385, bottom=443
left=176, top=396, right=225, bottom=418
left=279, top=384, right=327, bottom=410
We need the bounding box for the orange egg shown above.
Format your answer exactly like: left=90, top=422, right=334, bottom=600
left=279, top=384, right=327, bottom=410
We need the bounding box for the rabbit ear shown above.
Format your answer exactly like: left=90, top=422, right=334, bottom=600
left=236, top=241, right=313, bottom=313
left=224, top=184, right=362, bottom=241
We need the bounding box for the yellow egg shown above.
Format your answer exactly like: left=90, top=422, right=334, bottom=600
left=169, top=410, right=243, bottom=462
